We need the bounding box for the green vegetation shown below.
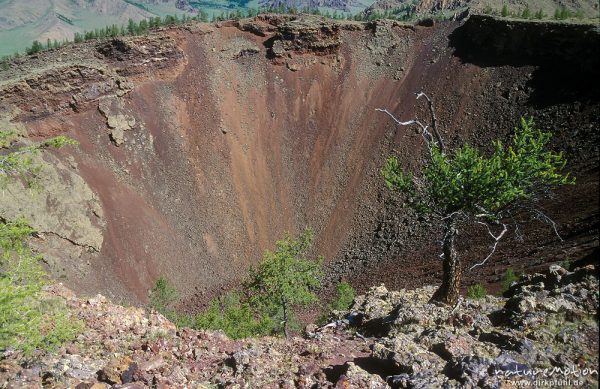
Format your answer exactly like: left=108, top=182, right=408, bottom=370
left=466, top=283, right=487, bottom=299
left=534, top=8, right=545, bottom=20
left=500, top=267, right=520, bottom=293
left=147, top=275, right=198, bottom=329
left=0, top=132, right=82, bottom=355
left=0, top=5, right=465, bottom=67
left=560, top=258, right=572, bottom=271
left=553, top=6, right=584, bottom=20
left=148, top=277, right=274, bottom=339
left=148, top=275, right=179, bottom=313
left=193, top=291, right=273, bottom=338
left=148, top=229, right=323, bottom=339
left=0, top=135, right=78, bottom=189
left=247, top=228, right=324, bottom=338
left=316, top=281, right=355, bottom=325
left=1, top=13, right=207, bottom=65
left=25, top=40, right=44, bottom=55
left=484, top=4, right=584, bottom=21
left=330, top=281, right=355, bottom=311
left=381, top=109, right=573, bottom=305
left=358, top=0, right=419, bottom=22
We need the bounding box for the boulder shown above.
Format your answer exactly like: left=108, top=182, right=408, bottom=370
left=345, top=362, right=389, bottom=388
left=431, top=334, right=474, bottom=362
left=372, top=334, right=445, bottom=375
left=97, top=356, right=133, bottom=385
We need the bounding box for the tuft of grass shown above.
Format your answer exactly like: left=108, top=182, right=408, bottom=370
left=466, top=283, right=487, bottom=299
left=148, top=275, right=178, bottom=313
left=500, top=267, right=520, bottom=293
left=146, top=329, right=168, bottom=342
left=330, top=281, right=355, bottom=312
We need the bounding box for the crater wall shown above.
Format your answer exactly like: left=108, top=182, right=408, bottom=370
left=0, top=15, right=597, bottom=304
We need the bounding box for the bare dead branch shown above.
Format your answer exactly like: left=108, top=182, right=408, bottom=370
left=354, top=332, right=367, bottom=342
left=443, top=210, right=466, bottom=220
left=469, top=222, right=508, bottom=270
left=513, top=222, right=524, bottom=242
left=500, top=208, right=525, bottom=243
left=376, top=92, right=445, bottom=154
left=473, top=204, right=498, bottom=220
left=375, top=108, right=435, bottom=151
left=531, top=207, right=563, bottom=241
left=507, top=211, right=524, bottom=242
left=416, top=92, right=445, bottom=152
left=374, top=108, right=414, bottom=126
left=507, top=201, right=564, bottom=242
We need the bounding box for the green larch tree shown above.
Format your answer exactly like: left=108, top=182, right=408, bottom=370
left=248, top=228, right=323, bottom=338
left=378, top=93, right=573, bottom=305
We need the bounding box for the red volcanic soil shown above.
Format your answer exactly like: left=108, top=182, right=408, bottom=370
left=0, top=15, right=597, bottom=307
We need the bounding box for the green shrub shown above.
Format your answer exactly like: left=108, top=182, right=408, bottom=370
left=248, top=228, right=324, bottom=337
left=148, top=275, right=178, bottom=313
left=466, top=283, right=487, bottom=299
left=36, top=300, right=84, bottom=351
left=500, top=267, right=519, bottom=293
left=317, top=281, right=356, bottom=325
left=147, top=230, right=324, bottom=339
left=26, top=40, right=44, bottom=55
left=0, top=135, right=78, bottom=189
left=331, top=281, right=355, bottom=312
left=534, top=8, right=544, bottom=19
left=146, top=277, right=273, bottom=339
left=553, top=8, right=559, bottom=19
left=146, top=276, right=198, bottom=328
left=193, top=291, right=273, bottom=339
left=0, top=220, right=82, bottom=355
left=0, top=135, right=82, bottom=355
left=554, top=6, right=574, bottom=20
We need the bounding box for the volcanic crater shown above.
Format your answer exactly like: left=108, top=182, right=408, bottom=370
left=0, top=14, right=597, bottom=307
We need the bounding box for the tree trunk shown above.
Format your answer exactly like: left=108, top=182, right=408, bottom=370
left=430, top=216, right=462, bottom=305
left=281, top=297, right=289, bottom=339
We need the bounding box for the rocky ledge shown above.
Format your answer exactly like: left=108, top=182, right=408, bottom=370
left=1, top=262, right=597, bottom=388
left=346, top=262, right=599, bottom=388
